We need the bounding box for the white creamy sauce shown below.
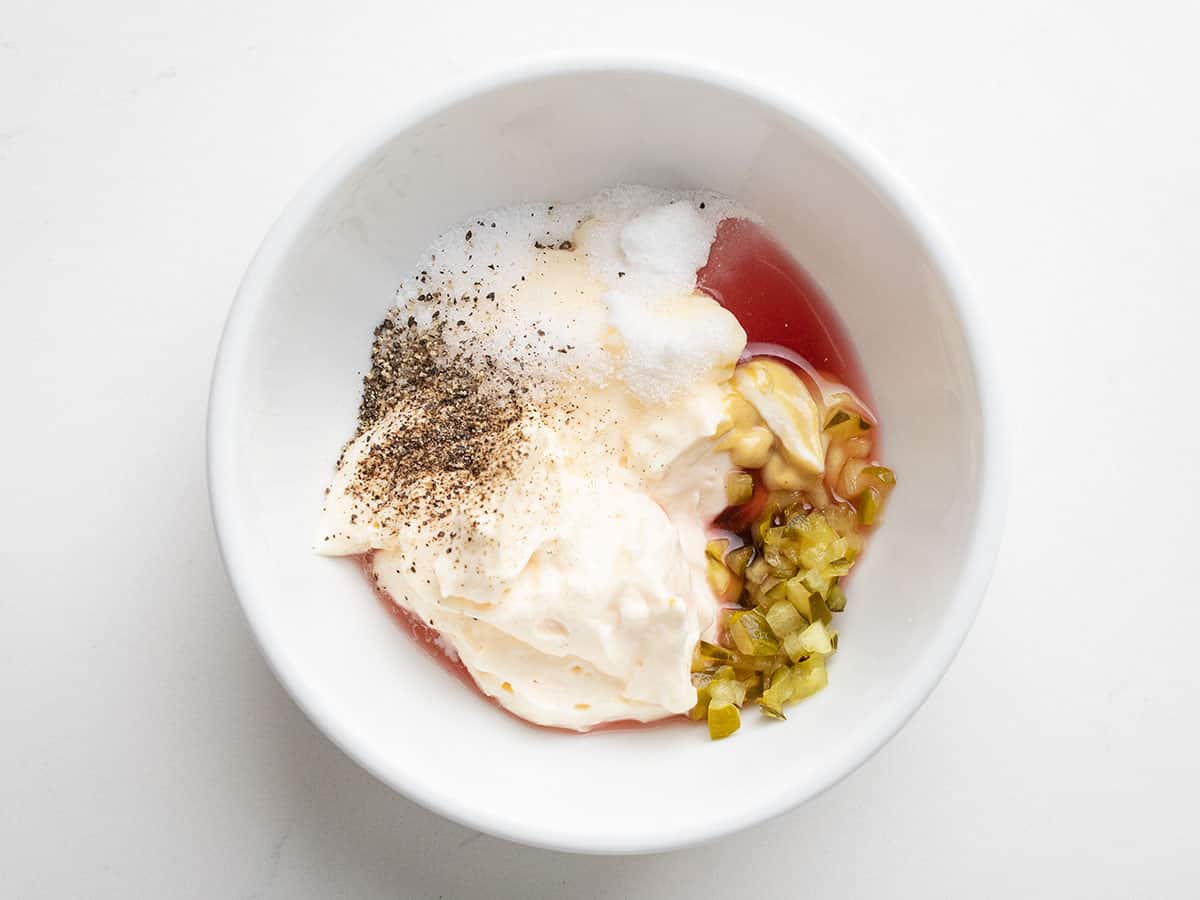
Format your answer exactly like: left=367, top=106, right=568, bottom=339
left=318, top=187, right=750, bottom=730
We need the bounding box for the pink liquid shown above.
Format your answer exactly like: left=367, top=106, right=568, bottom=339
left=698, top=217, right=869, bottom=399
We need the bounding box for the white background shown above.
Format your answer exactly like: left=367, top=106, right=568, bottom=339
left=3, top=1, right=1198, bottom=897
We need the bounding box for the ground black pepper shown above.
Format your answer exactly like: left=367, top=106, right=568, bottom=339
left=345, top=307, right=534, bottom=534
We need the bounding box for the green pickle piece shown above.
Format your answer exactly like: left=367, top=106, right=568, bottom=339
left=758, top=667, right=793, bottom=719
left=795, top=514, right=846, bottom=572
left=729, top=610, right=780, bottom=657
left=763, top=525, right=788, bottom=546
left=787, top=587, right=830, bottom=625
left=765, top=600, right=805, bottom=638
left=798, top=619, right=834, bottom=655
left=706, top=557, right=737, bottom=600
left=827, top=582, right=848, bottom=612
left=709, top=678, right=747, bottom=708
left=707, top=701, right=741, bottom=739
left=724, top=545, right=754, bottom=578
left=785, top=577, right=814, bottom=618
left=696, top=640, right=734, bottom=665
left=763, top=580, right=789, bottom=605
left=689, top=670, right=719, bottom=720
left=790, top=656, right=829, bottom=702
left=783, top=630, right=809, bottom=663
left=798, top=568, right=832, bottom=599
left=745, top=557, right=771, bottom=585
left=824, top=410, right=872, bottom=441
left=810, top=592, right=833, bottom=625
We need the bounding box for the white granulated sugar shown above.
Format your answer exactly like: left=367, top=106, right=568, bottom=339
left=389, top=185, right=751, bottom=401
left=623, top=202, right=712, bottom=285
left=585, top=199, right=715, bottom=298
left=606, top=290, right=747, bottom=402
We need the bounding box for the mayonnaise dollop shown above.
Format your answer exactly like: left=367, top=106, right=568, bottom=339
left=317, top=187, right=750, bottom=729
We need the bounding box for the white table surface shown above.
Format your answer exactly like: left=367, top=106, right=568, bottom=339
left=3, top=1, right=1198, bottom=896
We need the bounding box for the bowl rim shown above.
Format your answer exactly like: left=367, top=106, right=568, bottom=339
left=207, top=51, right=1008, bottom=855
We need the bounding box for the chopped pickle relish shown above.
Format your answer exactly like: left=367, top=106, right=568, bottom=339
left=696, top=357, right=895, bottom=739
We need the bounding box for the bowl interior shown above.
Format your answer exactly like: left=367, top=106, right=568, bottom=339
left=210, top=65, right=989, bottom=853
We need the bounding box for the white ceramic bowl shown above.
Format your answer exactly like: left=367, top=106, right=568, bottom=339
left=208, top=56, right=1006, bottom=854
